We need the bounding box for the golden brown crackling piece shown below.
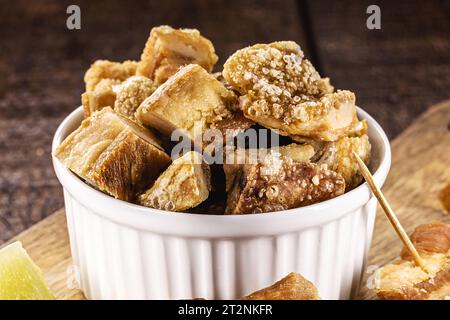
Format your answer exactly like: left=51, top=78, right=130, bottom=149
left=223, top=143, right=315, bottom=192
left=82, top=78, right=121, bottom=118
left=53, top=107, right=128, bottom=179
left=136, top=64, right=251, bottom=149
left=223, top=41, right=357, bottom=141
left=136, top=25, right=218, bottom=85
left=53, top=107, right=170, bottom=201
left=293, top=119, right=368, bottom=162
left=138, top=151, right=211, bottom=212
left=375, top=222, right=450, bottom=300
left=242, top=272, right=320, bottom=300
left=225, top=152, right=345, bottom=214
left=113, top=75, right=157, bottom=120
left=439, top=181, right=450, bottom=215
left=317, top=134, right=371, bottom=191
left=84, top=60, right=138, bottom=91
left=401, top=222, right=450, bottom=260
left=89, top=128, right=170, bottom=201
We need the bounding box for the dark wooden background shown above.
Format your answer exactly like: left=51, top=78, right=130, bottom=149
left=1, top=0, right=449, bottom=243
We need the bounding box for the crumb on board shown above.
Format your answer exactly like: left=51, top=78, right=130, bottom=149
left=439, top=181, right=450, bottom=214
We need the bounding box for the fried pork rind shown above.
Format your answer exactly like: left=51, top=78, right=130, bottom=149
left=243, top=272, right=320, bottom=300
left=114, top=75, right=157, bottom=120
left=223, top=143, right=315, bottom=192
left=318, top=134, right=371, bottom=191
left=136, top=64, right=252, bottom=149
left=223, top=41, right=357, bottom=141
left=375, top=222, right=450, bottom=300
left=84, top=60, right=138, bottom=91
left=137, top=25, right=218, bottom=85
left=401, top=222, right=450, bottom=260
left=439, top=181, right=450, bottom=215
left=82, top=60, right=139, bottom=117
left=138, top=151, right=211, bottom=211
left=53, top=107, right=170, bottom=201
left=82, top=78, right=121, bottom=118
left=225, top=152, right=345, bottom=214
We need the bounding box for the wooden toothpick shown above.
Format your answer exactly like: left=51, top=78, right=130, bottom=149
left=352, top=151, right=429, bottom=273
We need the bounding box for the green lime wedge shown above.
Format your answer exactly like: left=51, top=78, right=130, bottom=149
left=0, top=242, right=54, bottom=300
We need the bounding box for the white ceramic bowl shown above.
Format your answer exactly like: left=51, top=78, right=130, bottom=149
left=52, top=106, right=390, bottom=300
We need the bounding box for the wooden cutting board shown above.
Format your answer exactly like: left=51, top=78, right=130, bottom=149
left=8, top=101, right=450, bottom=300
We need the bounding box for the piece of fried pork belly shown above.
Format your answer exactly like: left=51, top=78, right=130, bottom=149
left=225, top=151, right=345, bottom=215
left=243, top=272, right=320, bottom=300
left=136, top=64, right=253, bottom=149
left=82, top=60, right=139, bottom=117
left=114, top=75, right=157, bottom=120
left=317, top=134, right=371, bottom=191
left=81, top=78, right=121, bottom=118
left=138, top=151, right=211, bottom=212
left=84, top=59, right=138, bottom=91
left=374, top=222, right=450, bottom=300
left=223, top=143, right=315, bottom=192
left=53, top=107, right=170, bottom=201
left=223, top=41, right=357, bottom=141
left=439, top=181, right=450, bottom=215
left=136, top=25, right=218, bottom=85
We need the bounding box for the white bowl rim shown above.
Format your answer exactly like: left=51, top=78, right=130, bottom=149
left=52, top=106, right=391, bottom=237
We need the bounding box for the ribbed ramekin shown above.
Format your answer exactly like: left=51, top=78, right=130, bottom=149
left=52, top=106, right=390, bottom=300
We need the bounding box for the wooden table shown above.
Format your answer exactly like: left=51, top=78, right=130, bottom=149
left=1, top=0, right=450, bottom=242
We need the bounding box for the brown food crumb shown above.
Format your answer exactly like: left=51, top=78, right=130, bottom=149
left=439, top=181, right=450, bottom=214
left=242, top=272, right=320, bottom=300
left=401, top=222, right=450, bottom=260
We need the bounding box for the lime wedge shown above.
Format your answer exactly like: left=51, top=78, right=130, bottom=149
left=0, top=242, right=54, bottom=300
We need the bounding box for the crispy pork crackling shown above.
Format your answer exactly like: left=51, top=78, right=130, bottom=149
left=225, top=152, right=345, bottom=214
left=223, top=143, right=315, bottom=192
left=53, top=107, right=170, bottom=201
left=318, top=134, right=371, bottom=191
left=137, top=25, right=218, bottom=85
left=67, top=25, right=373, bottom=214
left=374, top=222, right=450, bottom=300
left=84, top=60, right=138, bottom=92
left=243, top=272, right=320, bottom=300
left=82, top=78, right=121, bottom=118
left=114, top=75, right=157, bottom=120
left=223, top=41, right=357, bottom=142
left=138, top=151, right=211, bottom=211
left=136, top=64, right=253, bottom=149
left=82, top=60, right=138, bottom=117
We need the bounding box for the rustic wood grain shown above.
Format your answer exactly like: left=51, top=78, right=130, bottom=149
left=358, top=100, right=450, bottom=299
left=5, top=101, right=450, bottom=300
left=0, top=0, right=308, bottom=243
